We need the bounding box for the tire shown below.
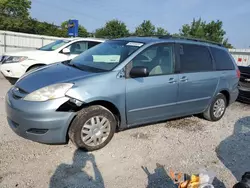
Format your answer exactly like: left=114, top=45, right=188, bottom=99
left=202, top=93, right=227, bottom=121
left=69, top=105, right=117, bottom=151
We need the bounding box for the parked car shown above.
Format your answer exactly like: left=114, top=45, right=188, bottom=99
left=0, top=38, right=105, bottom=79
left=5, top=36, right=240, bottom=151
left=237, top=66, right=250, bottom=103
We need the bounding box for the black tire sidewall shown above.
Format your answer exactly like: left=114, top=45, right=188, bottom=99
left=69, top=105, right=116, bottom=151
left=209, top=93, right=227, bottom=121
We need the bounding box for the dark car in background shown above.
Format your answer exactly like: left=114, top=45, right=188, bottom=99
left=238, top=66, right=250, bottom=103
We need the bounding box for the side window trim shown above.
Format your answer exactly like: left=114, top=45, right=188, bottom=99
left=174, top=43, right=181, bottom=74
left=207, top=46, right=217, bottom=71
left=125, top=42, right=177, bottom=79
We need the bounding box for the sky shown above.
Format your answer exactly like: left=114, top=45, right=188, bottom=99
left=30, top=0, right=250, bottom=48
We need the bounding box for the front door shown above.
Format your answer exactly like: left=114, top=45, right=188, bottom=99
left=125, top=43, right=179, bottom=126
left=176, top=43, right=219, bottom=116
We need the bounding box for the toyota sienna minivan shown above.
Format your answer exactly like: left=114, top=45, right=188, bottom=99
left=5, top=36, right=240, bottom=151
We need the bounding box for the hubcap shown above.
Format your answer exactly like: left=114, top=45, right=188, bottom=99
left=81, top=116, right=111, bottom=147
left=213, top=98, right=225, bottom=118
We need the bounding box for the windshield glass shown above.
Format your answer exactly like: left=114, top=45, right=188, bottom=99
left=70, top=40, right=144, bottom=71
left=39, top=40, right=70, bottom=51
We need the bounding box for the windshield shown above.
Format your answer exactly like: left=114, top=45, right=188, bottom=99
left=39, top=40, right=70, bottom=51
left=70, top=40, right=144, bottom=71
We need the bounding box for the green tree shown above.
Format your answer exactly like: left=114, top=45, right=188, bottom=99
left=135, top=20, right=155, bottom=36
left=95, top=28, right=106, bottom=38
left=180, top=19, right=206, bottom=39
left=61, top=21, right=69, bottom=30
left=78, top=25, right=88, bottom=37
left=134, top=21, right=169, bottom=36
left=95, top=19, right=129, bottom=38
left=0, top=0, right=31, bottom=18
left=179, top=18, right=233, bottom=48
left=155, top=27, right=169, bottom=35
left=222, top=38, right=233, bottom=49
left=0, top=14, right=66, bottom=37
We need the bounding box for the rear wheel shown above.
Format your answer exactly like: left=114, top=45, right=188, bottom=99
left=202, top=93, right=227, bottom=121
left=69, top=105, right=117, bottom=151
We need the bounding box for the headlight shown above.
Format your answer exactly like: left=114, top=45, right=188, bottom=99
left=0, top=55, right=8, bottom=63
left=4, top=56, right=28, bottom=64
left=23, top=83, right=74, bottom=101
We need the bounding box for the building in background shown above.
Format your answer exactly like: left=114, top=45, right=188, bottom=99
left=229, top=49, right=250, bottom=67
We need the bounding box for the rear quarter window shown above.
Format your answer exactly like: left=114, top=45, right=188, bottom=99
left=88, top=41, right=101, bottom=49
left=210, top=47, right=235, bottom=70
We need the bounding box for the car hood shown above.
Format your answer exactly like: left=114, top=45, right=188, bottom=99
left=15, top=63, right=98, bottom=93
left=4, top=49, right=55, bottom=60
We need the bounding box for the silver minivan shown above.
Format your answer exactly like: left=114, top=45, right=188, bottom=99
left=5, top=36, right=240, bottom=151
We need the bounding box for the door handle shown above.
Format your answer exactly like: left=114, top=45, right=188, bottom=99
left=180, top=76, right=188, bottom=82
left=168, top=78, right=176, bottom=83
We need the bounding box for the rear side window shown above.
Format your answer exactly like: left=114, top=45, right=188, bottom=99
left=88, top=41, right=101, bottom=49
left=210, top=47, right=235, bottom=70
left=180, top=44, right=213, bottom=73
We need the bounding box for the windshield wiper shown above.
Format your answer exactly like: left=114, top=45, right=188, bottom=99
left=62, top=60, right=83, bottom=70
left=62, top=60, right=109, bottom=73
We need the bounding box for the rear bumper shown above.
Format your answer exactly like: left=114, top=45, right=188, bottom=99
left=5, top=89, right=76, bottom=144
left=237, top=88, right=250, bottom=104
left=229, top=88, right=239, bottom=105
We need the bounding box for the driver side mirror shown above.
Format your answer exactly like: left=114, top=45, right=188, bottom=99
left=62, top=48, right=70, bottom=54
left=130, top=66, right=149, bottom=78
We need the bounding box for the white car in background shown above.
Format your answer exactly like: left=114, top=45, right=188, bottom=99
left=0, top=38, right=105, bottom=79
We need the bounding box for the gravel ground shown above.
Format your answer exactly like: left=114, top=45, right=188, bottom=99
left=0, top=73, right=250, bottom=188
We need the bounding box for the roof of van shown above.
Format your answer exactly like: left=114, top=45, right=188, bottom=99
left=114, top=36, right=225, bottom=48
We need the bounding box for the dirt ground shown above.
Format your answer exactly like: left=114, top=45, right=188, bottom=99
left=0, top=73, right=250, bottom=188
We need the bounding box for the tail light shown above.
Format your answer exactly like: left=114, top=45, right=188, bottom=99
left=236, top=69, right=241, bottom=78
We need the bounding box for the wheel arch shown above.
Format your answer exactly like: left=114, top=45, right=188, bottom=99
left=26, top=63, right=47, bottom=72
left=62, top=99, right=122, bottom=134
left=218, top=90, right=230, bottom=106
left=81, top=100, right=121, bottom=128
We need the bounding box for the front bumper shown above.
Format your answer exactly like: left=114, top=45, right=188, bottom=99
left=0, top=63, right=26, bottom=78
left=5, top=89, right=76, bottom=144
left=237, top=88, right=250, bottom=104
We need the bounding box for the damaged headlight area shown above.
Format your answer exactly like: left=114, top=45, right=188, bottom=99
left=69, top=98, right=83, bottom=106
left=56, top=98, right=84, bottom=112
left=23, top=83, right=74, bottom=102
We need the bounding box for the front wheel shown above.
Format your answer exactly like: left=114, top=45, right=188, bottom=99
left=69, top=105, right=117, bottom=151
left=202, top=93, right=227, bottom=121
